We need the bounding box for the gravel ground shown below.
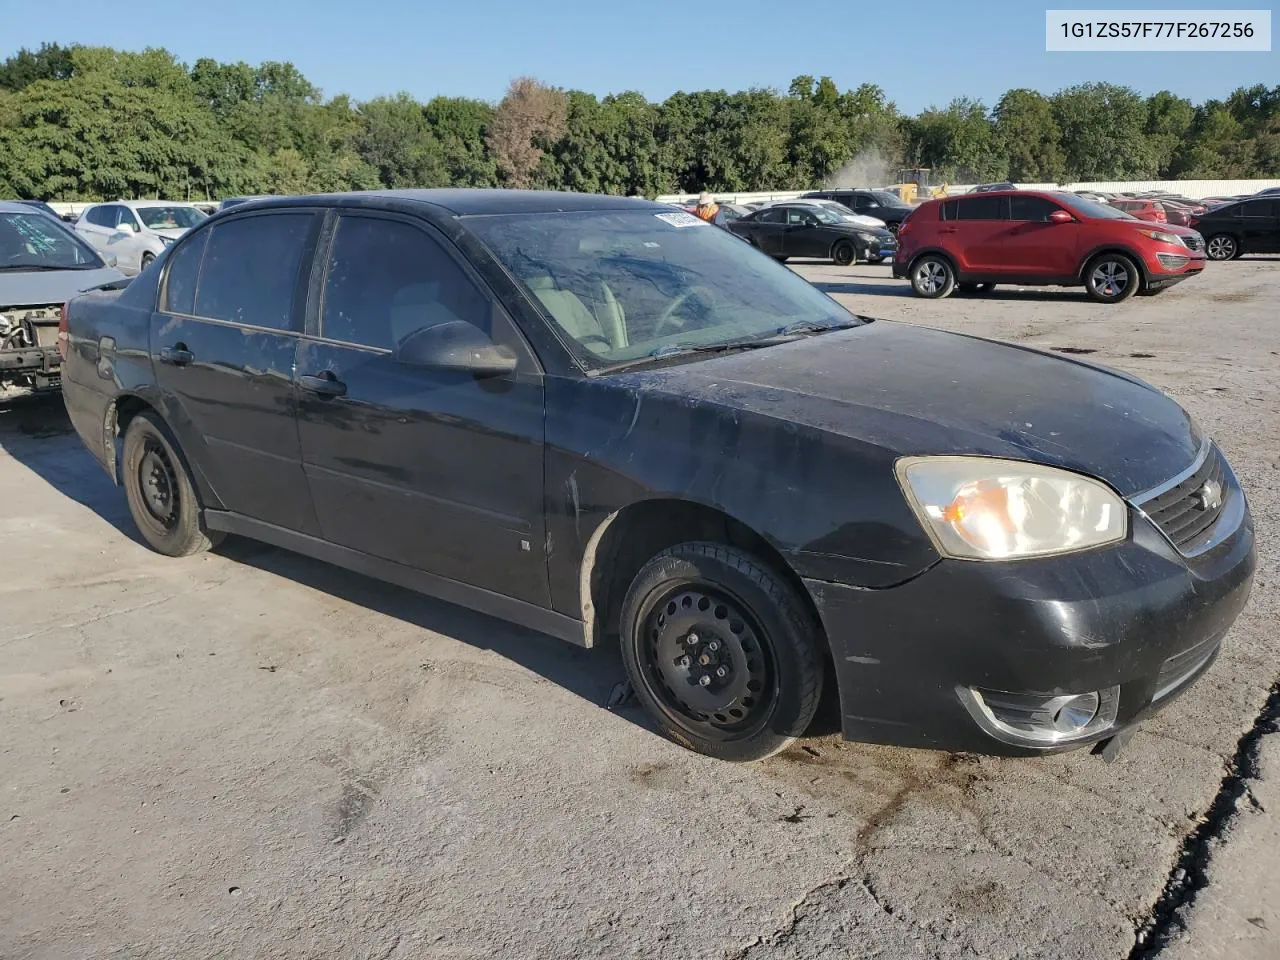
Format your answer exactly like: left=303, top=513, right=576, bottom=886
left=0, top=257, right=1276, bottom=959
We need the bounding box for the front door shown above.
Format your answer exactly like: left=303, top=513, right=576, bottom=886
left=1238, top=199, right=1280, bottom=253
left=782, top=207, right=828, bottom=259
left=294, top=212, right=549, bottom=606
left=150, top=209, right=321, bottom=534
left=998, top=194, right=1079, bottom=278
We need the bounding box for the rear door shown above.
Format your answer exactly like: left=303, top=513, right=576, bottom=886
left=746, top=207, right=786, bottom=254
left=949, top=195, right=1008, bottom=274
left=152, top=210, right=321, bottom=533
left=998, top=195, right=1078, bottom=278
left=1238, top=199, right=1280, bottom=253
left=294, top=211, right=549, bottom=605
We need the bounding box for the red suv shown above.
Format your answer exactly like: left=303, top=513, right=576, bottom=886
left=893, top=191, right=1207, bottom=304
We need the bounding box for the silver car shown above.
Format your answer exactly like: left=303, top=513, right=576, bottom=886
left=74, top=200, right=207, bottom=275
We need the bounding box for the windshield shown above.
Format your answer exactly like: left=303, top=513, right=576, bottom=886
left=0, top=212, right=105, bottom=270
left=467, top=209, right=860, bottom=369
left=136, top=206, right=206, bottom=230
left=868, top=191, right=908, bottom=207
left=1053, top=193, right=1137, bottom=221
left=808, top=206, right=850, bottom=224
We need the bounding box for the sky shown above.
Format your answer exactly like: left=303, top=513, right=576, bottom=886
left=3, top=0, right=1277, bottom=111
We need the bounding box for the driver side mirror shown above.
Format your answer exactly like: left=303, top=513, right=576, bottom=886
left=1048, top=210, right=1074, bottom=224
left=393, top=319, right=517, bottom=377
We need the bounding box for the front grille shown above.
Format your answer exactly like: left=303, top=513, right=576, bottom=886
left=1153, top=634, right=1222, bottom=701
left=1137, top=446, right=1227, bottom=553
left=1181, top=233, right=1204, bottom=252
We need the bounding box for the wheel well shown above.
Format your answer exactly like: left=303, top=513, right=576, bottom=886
left=105, top=394, right=156, bottom=482
left=908, top=249, right=955, bottom=273
left=581, top=499, right=827, bottom=655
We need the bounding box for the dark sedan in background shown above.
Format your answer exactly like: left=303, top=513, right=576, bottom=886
left=729, top=202, right=897, bottom=264
left=801, top=188, right=914, bottom=234
left=1192, top=196, right=1280, bottom=260
left=61, top=189, right=1254, bottom=763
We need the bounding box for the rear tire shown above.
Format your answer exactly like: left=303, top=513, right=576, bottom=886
left=957, top=282, right=979, bottom=294
left=772, top=255, right=788, bottom=263
left=1205, top=234, right=1239, bottom=261
left=866, top=255, right=886, bottom=265
left=832, top=241, right=856, bottom=267
left=1084, top=253, right=1140, bottom=304
left=619, top=542, right=824, bottom=762
left=122, top=411, right=221, bottom=557
left=910, top=255, right=956, bottom=299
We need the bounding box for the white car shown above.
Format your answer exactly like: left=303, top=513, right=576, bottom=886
left=74, top=201, right=207, bottom=275
left=754, top=197, right=888, bottom=230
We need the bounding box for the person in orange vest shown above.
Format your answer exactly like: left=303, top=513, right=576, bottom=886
left=693, top=192, right=722, bottom=223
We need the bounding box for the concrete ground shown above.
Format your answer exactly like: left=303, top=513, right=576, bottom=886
left=1, top=258, right=1277, bottom=960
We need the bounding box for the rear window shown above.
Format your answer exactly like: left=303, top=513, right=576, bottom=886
left=162, top=229, right=209, bottom=315
left=193, top=213, right=314, bottom=331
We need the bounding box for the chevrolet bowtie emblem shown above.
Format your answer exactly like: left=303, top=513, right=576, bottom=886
left=1193, top=479, right=1223, bottom=512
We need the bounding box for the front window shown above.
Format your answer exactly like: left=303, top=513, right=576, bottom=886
left=466, top=209, right=860, bottom=369
left=135, top=206, right=206, bottom=230
left=0, top=212, right=105, bottom=270
left=1054, top=193, right=1137, bottom=220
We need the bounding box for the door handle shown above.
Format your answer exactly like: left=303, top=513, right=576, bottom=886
left=299, top=373, right=347, bottom=398
left=939, top=227, right=959, bottom=234
left=159, top=345, right=193, bottom=366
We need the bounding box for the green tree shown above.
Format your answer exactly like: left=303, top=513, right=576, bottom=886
left=993, top=89, right=1064, bottom=182
left=355, top=94, right=446, bottom=188
left=0, top=42, right=74, bottom=91
left=1051, top=82, right=1154, bottom=180
left=1144, top=91, right=1195, bottom=177
left=908, top=98, right=1006, bottom=183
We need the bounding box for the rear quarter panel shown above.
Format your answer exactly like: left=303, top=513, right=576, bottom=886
left=63, top=276, right=161, bottom=479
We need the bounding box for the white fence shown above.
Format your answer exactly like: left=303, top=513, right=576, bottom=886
left=656, top=179, right=1280, bottom=206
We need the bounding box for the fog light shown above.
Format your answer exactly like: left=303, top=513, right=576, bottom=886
left=1157, top=252, right=1189, bottom=268
left=1053, top=692, right=1099, bottom=734
left=958, top=685, right=1119, bottom=748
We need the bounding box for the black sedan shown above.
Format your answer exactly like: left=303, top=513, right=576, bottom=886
left=729, top=203, right=897, bottom=265
left=61, top=190, right=1255, bottom=762
left=1191, top=197, right=1280, bottom=260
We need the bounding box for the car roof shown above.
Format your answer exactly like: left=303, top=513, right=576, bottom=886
left=0, top=200, right=50, bottom=214
left=226, top=189, right=657, bottom=217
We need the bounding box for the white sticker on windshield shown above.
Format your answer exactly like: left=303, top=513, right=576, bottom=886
left=654, top=211, right=707, bottom=228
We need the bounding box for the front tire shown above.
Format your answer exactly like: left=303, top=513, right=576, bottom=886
left=620, top=542, right=824, bottom=762
left=832, top=241, right=856, bottom=267
left=1205, top=234, right=1239, bottom=261
left=122, top=411, right=221, bottom=557
left=910, top=255, right=956, bottom=299
left=1084, top=253, right=1140, bottom=304
left=140, top=251, right=156, bottom=272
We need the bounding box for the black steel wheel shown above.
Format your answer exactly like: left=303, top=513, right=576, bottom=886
left=122, top=410, right=221, bottom=557
left=620, top=542, right=824, bottom=762
left=832, top=241, right=856, bottom=266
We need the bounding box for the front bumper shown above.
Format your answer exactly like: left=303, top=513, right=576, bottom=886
left=804, top=461, right=1255, bottom=755
left=0, top=344, right=61, bottom=383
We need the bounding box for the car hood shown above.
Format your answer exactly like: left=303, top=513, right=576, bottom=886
left=838, top=214, right=887, bottom=228
left=0, top=266, right=129, bottom=308
left=627, top=320, right=1200, bottom=498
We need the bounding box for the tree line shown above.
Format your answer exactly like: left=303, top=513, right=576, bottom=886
left=0, top=43, right=1276, bottom=202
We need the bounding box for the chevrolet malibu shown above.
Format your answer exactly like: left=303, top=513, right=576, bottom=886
left=60, top=190, right=1255, bottom=762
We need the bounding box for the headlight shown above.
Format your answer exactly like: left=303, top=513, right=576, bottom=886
left=1138, top=228, right=1181, bottom=245
left=159, top=235, right=175, bottom=245
left=895, top=457, right=1127, bottom=560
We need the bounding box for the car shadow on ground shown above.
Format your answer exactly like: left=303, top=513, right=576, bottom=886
left=0, top=393, right=843, bottom=743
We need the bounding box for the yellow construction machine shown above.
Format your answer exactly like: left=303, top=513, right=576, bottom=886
left=885, top=169, right=949, bottom=204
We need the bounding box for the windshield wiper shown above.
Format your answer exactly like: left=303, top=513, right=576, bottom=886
left=593, top=321, right=858, bottom=375
left=0, top=263, right=85, bottom=272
